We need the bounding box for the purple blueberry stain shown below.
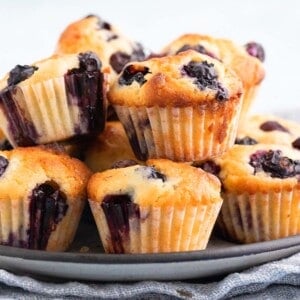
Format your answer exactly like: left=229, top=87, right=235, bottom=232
left=249, top=150, right=300, bottom=178
left=192, top=160, right=221, bottom=177
left=260, top=121, right=289, bottom=133
left=28, top=181, right=68, bottom=250
left=111, top=159, right=138, bottom=169
left=119, top=64, right=150, bottom=86
left=244, top=42, right=265, bottom=62
left=7, top=65, right=38, bottom=86
left=292, top=138, right=300, bottom=150
left=182, top=61, right=229, bottom=101
left=235, top=136, right=258, bottom=145
left=110, top=43, right=146, bottom=74
left=135, top=166, right=166, bottom=182
left=65, top=51, right=106, bottom=134
left=0, top=139, right=13, bottom=151
left=101, top=194, right=140, bottom=253
left=176, top=44, right=218, bottom=60
left=0, top=156, right=9, bottom=177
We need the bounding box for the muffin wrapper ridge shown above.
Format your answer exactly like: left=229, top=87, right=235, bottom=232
left=217, top=189, right=300, bottom=243
left=114, top=100, right=242, bottom=162
left=89, top=200, right=222, bottom=253
left=0, top=72, right=106, bottom=147
left=0, top=196, right=85, bottom=251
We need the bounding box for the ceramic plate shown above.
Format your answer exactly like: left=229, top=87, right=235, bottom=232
left=0, top=213, right=299, bottom=282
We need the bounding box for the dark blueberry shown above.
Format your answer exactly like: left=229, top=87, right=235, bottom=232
left=110, top=52, right=131, bottom=74
left=137, top=166, right=166, bottom=182
left=249, top=150, right=300, bottom=178
left=244, top=42, right=265, bottom=62
left=85, top=14, right=112, bottom=30
left=292, top=138, right=300, bottom=150
left=0, top=88, right=39, bottom=146
left=64, top=51, right=105, bottom=133
left=0, top=156, right=8, bottom=177
left=235, top=136, right=258, bottom=145
left=29, top=181, right=68, bottom=250
left=78, top=52, right=101, bottom=72
left=119, top=64, right=150, bottom=86
left=107, top=34, right=118, bottom=42
left=182, top=61, right=229, bottom=101
left=176, top=44, right=218, bottom=59
left=111, top=159, right=138, bottom=169
left=192, top=160, right=221, bottom=177
left=101, top=194, right=140, bottom=253
left=260, top=121, right=289, bottom=133
left=0, top=139, right=13, bottom=150
left=110, top=43, right=146, bottom=74
left=7, top=65, right=38, bottom=86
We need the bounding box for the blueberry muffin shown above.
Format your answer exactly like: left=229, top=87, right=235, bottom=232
left=214, top=144, right=300, bottom=243
left=0, top=51, right=107, bottom=147
left=88, top=159, right=222, bottom=253
left=55, top=15, right=146, bottom=79
left=108, top=50, right=243, bottom=162
left=162, top=34, right=265, bottom=127
left=236, top=114, right=300, bottom=150
left=85, top=121, right=138, bottom=172
left=0, top=147, right=91, bottom=251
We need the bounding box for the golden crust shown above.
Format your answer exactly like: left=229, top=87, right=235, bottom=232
left=88, top=158, right=221, bottom=207
left=85, top=121, right=138, bottom=172
left=237, top=114, right=300, bottom=147
left=55, top=15, right=142, bottom=75
left=216, top=144, right=300, bottom=194
left=0, top=54, right=79, bottom=90
left=108, top=50, right=243, bottom=107
left=162, top=34, right=265, bottom=88
left=0, top=147, right=91, bottom=201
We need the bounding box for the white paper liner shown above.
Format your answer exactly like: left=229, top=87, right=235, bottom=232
left=89, top=200, right=222, bottom=253
left=115, top=100, right=242, bottom=161
left=0, top=195, right=84, bottom=251
left=217, top=189, right=300, bottom=243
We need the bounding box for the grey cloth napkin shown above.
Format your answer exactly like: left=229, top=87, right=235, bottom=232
left=0, top=252, right=300, bottom=299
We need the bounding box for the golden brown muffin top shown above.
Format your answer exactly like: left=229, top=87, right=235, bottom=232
left=0, top=52, right=103, bottom=90
left=85, top=121, right=137, bottom=172
left=216, top=144, right=300, bottom=194
left=55, top=15, right=145, bottom=76
left=108, top=50, right=243, bottom=107
left=162, top=34, right=265, bottom=88
left=236, top=114, right=300, bottom=149
left=88, top=158, right=221, bottom=207
left=0, top=146, right=91, bottom=201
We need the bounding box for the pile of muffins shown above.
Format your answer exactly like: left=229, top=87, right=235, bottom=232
left=0, top=14, right=298, bottom=254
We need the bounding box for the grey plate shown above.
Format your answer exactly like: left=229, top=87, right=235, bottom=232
left=0, top=212, right=300, bottom=282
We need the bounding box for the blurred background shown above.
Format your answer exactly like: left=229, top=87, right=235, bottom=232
left=0, top=0, right=298, bottom=114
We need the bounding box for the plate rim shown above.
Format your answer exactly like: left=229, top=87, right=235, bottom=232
left=0, top=234, right=299, bottom=264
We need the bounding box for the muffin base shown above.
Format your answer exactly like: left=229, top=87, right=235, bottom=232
left=114, top=99, right=241, bottom=162
left=89, top=200, right=222, bottom=253
left=217, top=189, right=300, bottom=243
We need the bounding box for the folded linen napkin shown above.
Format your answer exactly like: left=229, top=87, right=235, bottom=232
left=0, top=252, right=300, bottom=299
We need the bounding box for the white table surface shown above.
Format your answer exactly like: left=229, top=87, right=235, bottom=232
left=0, top=0, right=299, bottom=114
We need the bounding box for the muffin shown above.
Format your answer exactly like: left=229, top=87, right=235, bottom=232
left=161, top=34, right=265, bottom=126
left=236, top=114, right=300, bottom=150
left=55, top=15, right=146, bottom=79
left=214, top=144, right=300, bottom=243
left=0, top=146, right=91, bottom=251
left=88, top=159, right=222, bottom=253
left=0, top=51, right=107, bottom=147
left=108, top=50, right=243, bottom=162
left=85, top=121, right=138, bottom=172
